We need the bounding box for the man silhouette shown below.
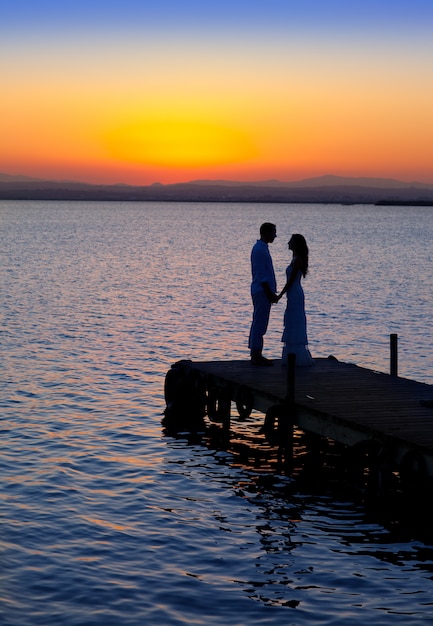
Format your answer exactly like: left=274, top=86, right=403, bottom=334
left=248, top=222, right=278, bottom=365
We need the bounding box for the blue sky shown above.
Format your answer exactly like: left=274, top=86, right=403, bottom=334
left=3, top=0, right=433, bottom=35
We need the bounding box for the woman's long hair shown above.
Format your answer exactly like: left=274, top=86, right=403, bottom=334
left=291, top=234, right=309, bottom=277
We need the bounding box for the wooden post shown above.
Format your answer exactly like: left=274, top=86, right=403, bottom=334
left=279, top=353, right=296, bottom=462
left=219, top=384, right=232, bottom=436
left=390, top=333, right=398, bottom=377
left=285, top=353, right=296, bottom=407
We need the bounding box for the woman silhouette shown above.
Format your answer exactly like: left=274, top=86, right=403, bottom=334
left=277, top=234, right=314, bottom=366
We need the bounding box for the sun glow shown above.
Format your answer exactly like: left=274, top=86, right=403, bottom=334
left=1, top=16, right=433, bottom=185
left=104, top=118, right=257, bottom=169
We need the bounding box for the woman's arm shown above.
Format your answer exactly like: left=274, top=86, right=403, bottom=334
left=277, top=258, right=301, bottom=301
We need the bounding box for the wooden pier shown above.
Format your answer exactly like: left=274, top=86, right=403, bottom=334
left=163, top=352, right=433, bottom=486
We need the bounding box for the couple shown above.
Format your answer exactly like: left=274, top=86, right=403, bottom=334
left=248, top=222, right=314, bottom=367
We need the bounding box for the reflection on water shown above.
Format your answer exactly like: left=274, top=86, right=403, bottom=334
left=164, top=429, right=433, bottom=623
left=1, top=200, right=433, bottom=625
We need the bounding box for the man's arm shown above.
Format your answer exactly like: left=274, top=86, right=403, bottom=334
left=261, top=281, right=278, bottom=303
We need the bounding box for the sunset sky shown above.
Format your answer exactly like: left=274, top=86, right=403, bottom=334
left=2, top=0, right=433, bottom=185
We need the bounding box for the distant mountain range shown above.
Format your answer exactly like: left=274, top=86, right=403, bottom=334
left=1, top=172, right=433, bottom=204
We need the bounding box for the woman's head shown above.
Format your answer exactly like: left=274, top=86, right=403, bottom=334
left=288, top=234, right=309, bottom=276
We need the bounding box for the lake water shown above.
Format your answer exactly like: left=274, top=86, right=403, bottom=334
left=1, top=200, right=433, bottom=625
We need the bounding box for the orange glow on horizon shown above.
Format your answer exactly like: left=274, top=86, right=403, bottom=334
left=104, top=118, right=258, bottom=169
left=1, top=30, right=433, bottom=186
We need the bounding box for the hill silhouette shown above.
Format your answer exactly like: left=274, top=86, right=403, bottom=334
left=1, top=172, right=432, bottom=204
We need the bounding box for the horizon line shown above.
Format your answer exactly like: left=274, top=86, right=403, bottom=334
left=1, top=171, right=433, bottom=189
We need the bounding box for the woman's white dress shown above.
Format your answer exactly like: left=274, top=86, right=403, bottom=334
left=281, top=263, right=314, bottom=366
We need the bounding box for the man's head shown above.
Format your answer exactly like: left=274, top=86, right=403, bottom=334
left=260, top=222, right=277, bottom=244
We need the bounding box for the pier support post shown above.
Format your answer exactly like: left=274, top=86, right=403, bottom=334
left=279, top=353, right=296, bottom=464
left=390, top=333, right=398, bottom=377
left=285, top=353, right=296, bottom=408
left=220, top=390, right=231, bottom=437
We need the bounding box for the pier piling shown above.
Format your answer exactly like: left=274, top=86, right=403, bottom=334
left=390, top=333, right=398, bottom=377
